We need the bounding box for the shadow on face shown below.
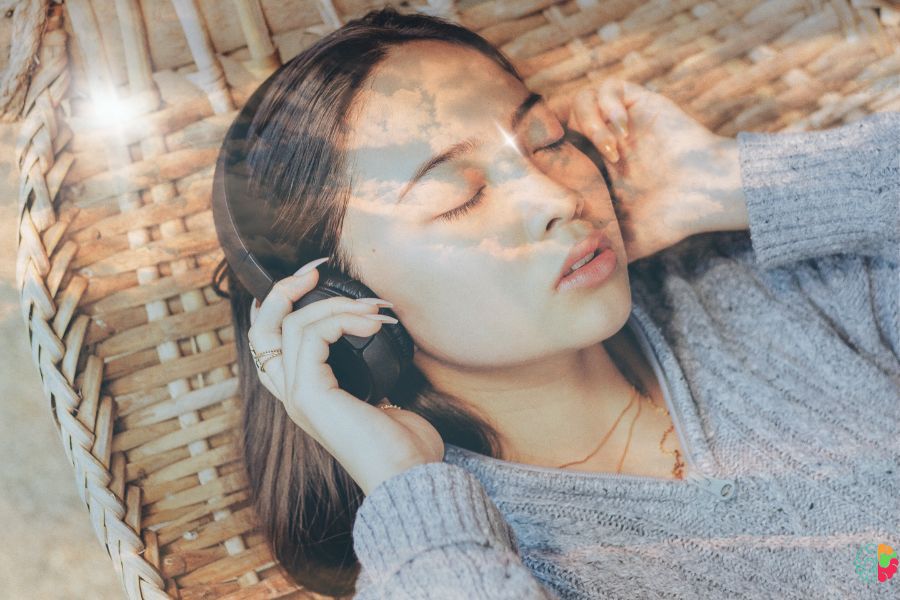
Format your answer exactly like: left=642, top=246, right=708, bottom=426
left=338, top=40, right=633, bottom=371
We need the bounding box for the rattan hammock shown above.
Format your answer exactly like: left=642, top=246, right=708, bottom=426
left=7, top=0, right=898, bottom=598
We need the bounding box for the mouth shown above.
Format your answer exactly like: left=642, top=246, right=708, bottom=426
left=554, top=228, right=614, bottom=289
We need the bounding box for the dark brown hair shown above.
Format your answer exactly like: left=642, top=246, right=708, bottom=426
left=210, top=5, right=522, bottom=597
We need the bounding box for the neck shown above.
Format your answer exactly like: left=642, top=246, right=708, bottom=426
left=417, top=321, right=660, bottom=467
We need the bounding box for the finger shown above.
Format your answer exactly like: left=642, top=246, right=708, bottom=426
left=248, top=296, right=284, bottom=399
left=252, top=265, right=325, bottom=338
left=248, top=258, right=329, bottom=398
left=618, top=78, right=648, bottom=109
left=247, top=277, right=313, bottom=397
left=284, top=312, right=391, bottom=438
left=279, top=296, right=390, bottom=397
left=571, top=87, right=619, bottom=164
left=283, top=295, right=390, bottom=331
left=597, top=79, right=629, bottom=142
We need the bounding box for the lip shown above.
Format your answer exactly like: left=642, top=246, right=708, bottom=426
left=555, top=228, right=613, bottom=289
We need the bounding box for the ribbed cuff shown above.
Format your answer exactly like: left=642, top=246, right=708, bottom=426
left=353, top=461, right=518, bottom=579
left=736, top=111, right=900, bottom=270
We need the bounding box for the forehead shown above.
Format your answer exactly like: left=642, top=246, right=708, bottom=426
left=344, top=40, right=525, bottom=156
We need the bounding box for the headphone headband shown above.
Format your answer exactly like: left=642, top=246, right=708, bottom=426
left=212, top=65, right=292, bottom=303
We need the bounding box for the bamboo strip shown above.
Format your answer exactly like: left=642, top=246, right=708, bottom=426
left=231, top=0, right=280, bottom=78
left=501, top=0, right=640, bottom=59
left=141, top=442, right=240, bottom=487
left=147, top=470, right=245, bottom=513
left=114, top=0, right=157, bottom=96
left=213, top=572, right=308, bottom=600
left=143, top=489, right=249, bottom=530
left=71, top=181, right=212, bottom=246
left=84, top=258, right=218, bottom=316
left=162, top=545, right=230, bottom=578
left=96, top=300, right=231, bottom=359
left=106, top=343, right=236, bottom=396
left=667, top=10, right=807, bottom=84
left=170, top=506, right=258, bottom=552
left=176, top=543, right=273, bottom=587
left=51, top=266, right=87, bottom=339
left=477, top=11, right=546, bottom=49
left=63, top=317, right=92, bottom=390
left=142, top=472, right=208, bottom=506
left=690, top=35, right=837, bottom=121
left=73, top=223, right=220, bottom=277
left=126, top=412, right=239, bottom=462
left=127, top=445, right=193, bottom=484
left=115, top=385, right=174, bottom=420
left=462, top=0, right=558, bottom=31
left=170, top=0, right=234, bottom=113
left=64, top=147, right=219, bottom=208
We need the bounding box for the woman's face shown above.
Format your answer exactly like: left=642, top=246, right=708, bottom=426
left=339, top=40, right=632, bottom=370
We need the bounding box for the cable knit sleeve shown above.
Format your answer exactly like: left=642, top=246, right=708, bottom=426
left=352, top=461, right=559, bottom=600
left=734, top=111, right=900, bottom=364
left=736, top=110, right=899, bottom=270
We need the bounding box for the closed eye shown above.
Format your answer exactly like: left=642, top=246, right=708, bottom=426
left=437, top=185, right=486, bottom=222
left=436, top=136, right=570, bottom=223
left=538, top=136, right=569, bottom=152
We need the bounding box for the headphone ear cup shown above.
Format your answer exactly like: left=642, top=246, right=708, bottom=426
left=310, top=268, right=415, bottom=404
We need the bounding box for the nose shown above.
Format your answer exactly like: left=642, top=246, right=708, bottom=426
left=544, top=191, right=584, bottom=232
left=491, top=137, right=586, bottom=237
left=523, top=176, right=585, bottom=239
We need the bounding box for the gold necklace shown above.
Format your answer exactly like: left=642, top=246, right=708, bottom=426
left=555, top=383, right=685, bottom=479
left=555, top=385, right=637, bottom=469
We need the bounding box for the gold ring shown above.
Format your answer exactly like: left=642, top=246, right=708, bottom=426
left=249, top=338, right=282, bottom=373
left=257, top=353, right=281, bottom=373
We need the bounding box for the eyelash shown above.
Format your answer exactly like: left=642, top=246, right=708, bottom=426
left=437, top=136, right=570, bottom=223
left=540, top=135, right=569, bottom=153
left=439, top=185, right=486, bottom=222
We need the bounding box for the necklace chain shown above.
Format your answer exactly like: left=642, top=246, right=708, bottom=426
left=554, top=383, right=685, bottom=479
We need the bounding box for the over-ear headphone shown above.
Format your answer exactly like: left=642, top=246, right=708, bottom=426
left=212, top=64, right=415, bottom=406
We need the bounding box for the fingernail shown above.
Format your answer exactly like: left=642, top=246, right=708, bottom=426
left=364, top=314, right=398, bottom=324
left=601, top=142, right=619, bottom=163
left=357, top=297, right=394, bottom=307
left=295, top=257, right=329, bottom=276
left=610, top=120, right=628, bottom=139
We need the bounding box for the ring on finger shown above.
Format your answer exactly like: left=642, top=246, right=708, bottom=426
left=249, top=338, right=283, bottom=373
left=258, top=353, right=281, bottom=373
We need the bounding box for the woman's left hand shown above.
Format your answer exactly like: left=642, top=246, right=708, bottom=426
left=566, top=77, right=748, bottom=264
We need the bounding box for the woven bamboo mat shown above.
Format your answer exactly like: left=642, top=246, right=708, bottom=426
left=7, top=0, right=899, bottom=598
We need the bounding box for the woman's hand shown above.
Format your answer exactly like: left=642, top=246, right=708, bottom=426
left=566, top=77, right=748, bottom=263
left=247, top=258, right=444, bottom=496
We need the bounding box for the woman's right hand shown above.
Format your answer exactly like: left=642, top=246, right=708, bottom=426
left=566, top=77, right=745, bottom=263
left=247, top=257, right=445, bottom=496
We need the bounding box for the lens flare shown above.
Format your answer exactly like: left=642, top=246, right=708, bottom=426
left=91, top=88, right=134, bottom=128
left=493, top=119, right=522, bottom=156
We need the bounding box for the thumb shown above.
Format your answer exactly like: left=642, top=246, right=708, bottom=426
left=615, top=78, right=647, bottom=108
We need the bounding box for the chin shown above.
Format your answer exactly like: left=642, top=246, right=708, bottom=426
left=597, top=272, right=633, bottom=329
left=556, top=276, right=632, bottom=346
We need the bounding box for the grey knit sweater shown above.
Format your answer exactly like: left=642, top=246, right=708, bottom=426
left=351, top=111, right=900, bottom=599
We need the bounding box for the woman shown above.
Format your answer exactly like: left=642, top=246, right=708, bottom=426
left=214, top=6, right=899, bottom=599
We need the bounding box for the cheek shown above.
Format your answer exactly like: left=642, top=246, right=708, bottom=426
left=408, top=262, right=573, bottom=366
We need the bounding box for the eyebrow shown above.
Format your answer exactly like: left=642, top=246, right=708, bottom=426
left=397, top=91, right=545, bottom=203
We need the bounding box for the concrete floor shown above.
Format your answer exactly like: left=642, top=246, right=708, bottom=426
left=0, top=122, right=124, bottom=598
